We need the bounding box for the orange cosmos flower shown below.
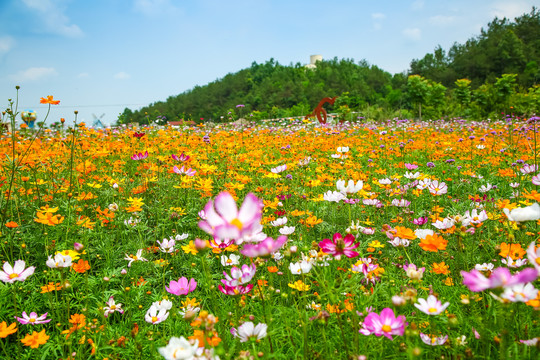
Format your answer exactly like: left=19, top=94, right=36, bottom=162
left=267, top=266, right=278, bottom=273
left=419, top=234, right=448, bottom=252
left=432, top=261, right=450, bottom=275
left=72, top=259, right=90, bottom=274
left=21, top=329, right=49, bottom=348
left=393, top=226, right=417, bottom=240
left=39, top=95, right=60, bottom=105
left=499, top=243, right=526, bottom=260
left=0, top=322, right=17, bottom=338
left=5, top=221, right=18, bottom=228
left=34, top=212, right=64, bottom=226
left=40, top=282, right=63, bottom=293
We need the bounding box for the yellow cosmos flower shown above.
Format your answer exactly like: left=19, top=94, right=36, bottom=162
left=288, top=280, right=310, bottom=291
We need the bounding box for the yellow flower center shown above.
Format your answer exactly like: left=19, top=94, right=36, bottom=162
left=535, top=258, right=540, bottom=266
left=29, top=318, right=36, bottom=323
left=428, top=307, right=438, bottom=313
left=133, top=256, right=138, bottom=260
left=151, top=316, right=158, bottom=323
left=111, top=305, right=116, bottom=310
left=231, top=218, right=243, bottom=230
left=9, top=273, right=18, bottom=279
left=381, top=324, right=392, bottom=333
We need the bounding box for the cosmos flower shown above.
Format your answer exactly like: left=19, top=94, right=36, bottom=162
left=198, top=192, right=263, bottom=241
left=15, top=312, right=51, bottom=325
left=166, top=277, right=197, bottom=296
left=420, top=333, right=448, bottom=346
left=336, top=179, right=364, bottom=194
left=173, top=165, right=196, bottom=176
left=124, top=249, right=148, bottom=267
left=0, top=260, right=35, bottom=283
left=231, top=322, right=268, bottom=342
left=46, top=254, right=72, bottom=268
left=145, top=303, right=169, bottom=325
left=240, top=236, right=287, bottom=258
left=503, top=203, right=540, bottom=222
left=131, top=151, right=148, bottom=161
left=171, top=153, right=190, bottom=162
left=103, top=296, right=124, bottom=318
left=220, top=254, right=240, bottom=266
left=221, top=264, right=256, bottom=287
left=414, top=295, right=450, bottom=315
left=218, top=284, right=254, bottom=296
left=289, top=260, right=313, bottom=275
left=319, top=232, right=359, bottom=258
left=323, top=190, right=346, bottom=202
left=158, top=336, right=198, bottom=360
left=360, top=308, right=406, bottom=340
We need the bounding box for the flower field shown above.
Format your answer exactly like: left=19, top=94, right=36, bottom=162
left=1, top=95, right=539, bottom=359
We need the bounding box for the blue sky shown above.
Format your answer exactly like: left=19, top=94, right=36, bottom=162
left=0, top=0, right=537, bottom=126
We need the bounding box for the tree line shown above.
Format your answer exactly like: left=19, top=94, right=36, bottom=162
left=118, top=7, right=540, bottom=125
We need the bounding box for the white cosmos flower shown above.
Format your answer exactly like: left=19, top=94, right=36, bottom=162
left=221, top=254, right=240, bottom=266
left=414, top=229, right=434, bottom=240
left=271, top=217, right=287, bottom=227
left=503, top=203, right=540, bottom=222
left=336, top=179, right=364, bottom=194
left=231, top=322, right=268, bottom=342
left=158, top=336, right=198, bottom=360
left=323, top=190, right=346, bottom=202
left=46, top=254, right=72, bottom=268
left=378, top=178, right=392, bottom=185
left=289, top=260, right=313, bottom=274
left=279, top=226, right=296, bottom=235
left=479, top=184, right=493, bottom=193
left=404, top=171, right=420, bottom=179
left=271, top=165, right=287, bottom=173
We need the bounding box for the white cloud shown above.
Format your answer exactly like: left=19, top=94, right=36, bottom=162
left=9, top=67, right=58, bottom=82
left=412, top=0, right=424, bottom=10
left=77, top=72, right=90, bottom=78
left=429, top=15, right=456, bottom=26
left=22, top=0, right=83, bottom=38
left=114, top=72, right=131, bottom=80
left=134, top=0, right=177, bottom=16
left=0, top=36, right=15, bottom=56
left=490, top=1, right=533, bottom=20
left=403, top=28, right=421, bottom=41
left=371, top=13, right=386, bottom=20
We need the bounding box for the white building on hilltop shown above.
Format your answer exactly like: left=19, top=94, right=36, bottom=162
left=305, top=54, right=323, bottom=69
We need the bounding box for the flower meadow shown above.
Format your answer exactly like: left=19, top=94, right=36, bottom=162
left=1, top=92, right=539, bottom=359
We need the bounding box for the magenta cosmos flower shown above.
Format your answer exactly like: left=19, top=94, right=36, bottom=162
left=319, top=233, right=359, bottom=258
left=171, top=153, right=190, bottom=162
left=239, top=236, right=287, bottom=258
left=173, top=165, right=196, bottom=176
left=218, top=284, right=254, bottom=296
left=15, top=312, right=51, bottom=325
left=360, top=308, right=406, bottom=340
left=0, top=260, right=35, bottom=283
left=166, top=277, right=197, bottom=296
left=198, top=192, right=263, bottom=241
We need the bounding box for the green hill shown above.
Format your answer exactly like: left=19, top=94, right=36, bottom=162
left=118, top=7, right=539, bottom=125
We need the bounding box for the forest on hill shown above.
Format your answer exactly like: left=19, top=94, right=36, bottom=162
left=118, top=8, right=540, bottom=125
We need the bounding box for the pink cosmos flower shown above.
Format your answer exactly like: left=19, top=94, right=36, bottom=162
left=360, top=308, right=406, bottom=340
left=527, top=241, right=540, bottom=274
left=0, top=260, right=35, bottom=283
left=131, top=151, right=149, bottom=161
left=218, top=284, right=254, bottom=296
left=405, top=163, right=418, bottom=170
left=166, top=277, right=197, bottom=296
left=428, top=180, right=448, bottom=195
left=414, top=295, right=450, bottom=315
left=318, top=232, right=359, bottom=258
left=173, top=165, right=196, bottom=176
left=15, top=312, right=51, bottom=325
left=103, top=296, right=124, bottom=317
left=461, top=267, right=538, bottom=292
left=221, top=264, right=256, bottom=287
left=198, top=192, right=263, bottom=241
left=239, top=236, right=287, bottom=258
left=171, top=153, right=190, bottom=162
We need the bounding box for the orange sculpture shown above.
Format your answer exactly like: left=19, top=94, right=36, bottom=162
left=305, top=97, right=337, bottom=124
